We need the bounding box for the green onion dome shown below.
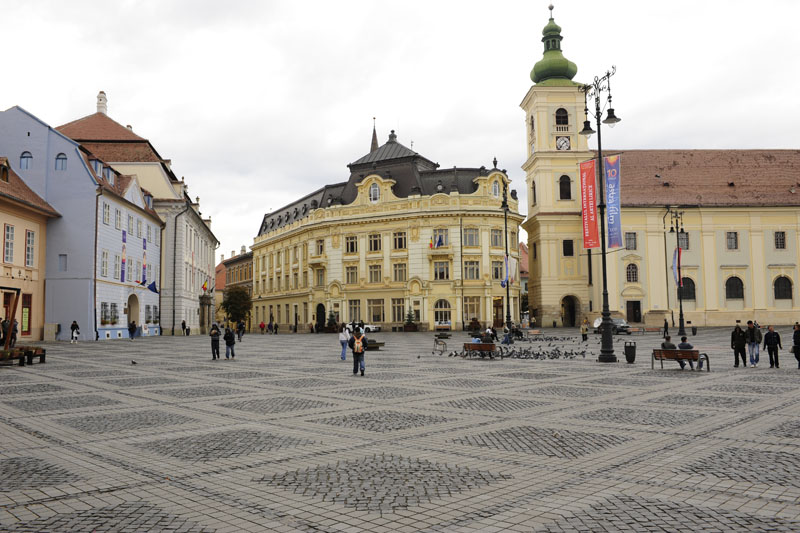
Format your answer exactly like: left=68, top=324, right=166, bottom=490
left=531, top=5, right=578, bottom=84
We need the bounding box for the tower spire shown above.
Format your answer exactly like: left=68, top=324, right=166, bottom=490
left=530, top=3, right=578, bottom=85
left=370, top=117, right=379, bottom=152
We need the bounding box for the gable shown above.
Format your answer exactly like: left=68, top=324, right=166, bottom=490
left=123, top=178, right=145, bottom=209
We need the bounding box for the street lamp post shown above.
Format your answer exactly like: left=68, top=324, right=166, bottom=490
left=580, top=67, right=621, bottom=363
left=501, top=182, right=513, bottom=331
left=668, top=209, right=687, bottom=337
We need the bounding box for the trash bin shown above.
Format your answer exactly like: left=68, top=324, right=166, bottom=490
left=624, top=341, right=636, bottom=364
left=692, top=326, right=698, bottom=336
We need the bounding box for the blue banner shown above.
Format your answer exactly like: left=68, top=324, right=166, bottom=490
left=604, top=155, right=622, bottom=249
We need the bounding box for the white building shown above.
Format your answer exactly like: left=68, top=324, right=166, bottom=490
left=58, top=93, right=218, bottom=334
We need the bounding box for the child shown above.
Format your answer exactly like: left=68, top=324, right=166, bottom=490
left=223, top=327, right=236, bottom=359
left=348, top=327, right=367, bottom=376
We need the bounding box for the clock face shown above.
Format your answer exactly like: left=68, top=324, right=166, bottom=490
left=556, top=136, right=571, bottom=151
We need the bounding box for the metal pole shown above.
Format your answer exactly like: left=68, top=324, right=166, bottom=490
left=593, top=96, right=616, bottom=362
left=503, top=183, right=512, bottom=331
left=676, top=213, right=687, bottom=336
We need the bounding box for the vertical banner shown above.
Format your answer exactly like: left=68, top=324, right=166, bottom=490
left=121, top=230, right=127, bottom=282
left=672, top=247, right=682, bottom=286
left=604, top=155, right=622, bottom=248
left=579, top=160, right=600, bottom=248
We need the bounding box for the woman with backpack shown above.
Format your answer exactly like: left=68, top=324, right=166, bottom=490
left=223, top=326, right=236, bottom=359
left=338, top=324, right=349, bottom=361
left=348, top=327, right=367, bottom=376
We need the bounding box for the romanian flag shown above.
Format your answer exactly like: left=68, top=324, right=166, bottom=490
left=429, top=237, right=433, bottom=249
left=202, top=280, right=208, bottom=292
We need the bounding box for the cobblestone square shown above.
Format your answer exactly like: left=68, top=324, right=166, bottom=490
left=1, top=328, right=798, bottom=531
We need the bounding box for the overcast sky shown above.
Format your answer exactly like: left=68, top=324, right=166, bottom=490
left=5, top=0, right=799, bottom=260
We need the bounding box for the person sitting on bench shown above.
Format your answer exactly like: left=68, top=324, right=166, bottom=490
left=661, top=335, right=684, bottom=370
left=481, top=329, right=493, bottom=344
left=677, top=335, right=701, bottom=370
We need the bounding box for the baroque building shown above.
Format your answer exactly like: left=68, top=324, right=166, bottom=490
left=522, top=7, right=800, bottom=327
left=222, top=246, right=253, bottom=329
left=252, top=129, right=523, bottom=332
left=57, top=93, right=218, bottom=334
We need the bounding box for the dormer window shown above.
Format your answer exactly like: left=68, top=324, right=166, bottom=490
left=0, top=164, right=8, bottom=183
left=369, top=183, right=380, bottom=203
left=55, top=153, right=67, bottom=171
left=491, top=181, right=500, bottom=198
left=19, top=151, right=32, bottom=170
left=105, top=167, right=115, bottom=185
left=92, top=159, right=102, bottom=175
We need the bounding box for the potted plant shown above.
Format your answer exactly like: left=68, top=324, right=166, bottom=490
left=403, top=309, right=417, bottom=332
left=100, top=319, right=109, bottom=325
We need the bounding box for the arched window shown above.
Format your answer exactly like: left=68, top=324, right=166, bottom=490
left=774, top=276, right=793, bottom=300
left=559, top=176, right=571, bottom=200
left=491, top=181, right=500, bottom=198
left=369, top=183, right=380, bottom=203
left=725, top=276, right=744, bottom=299
left=532, top=182, right=537, bottom=205
left=434, top=299, right=451, bottom=324
left=555, top=108, right=569, bottom=126
left=19, top=151, right=32, bottom=170
left=55, top=153, right=67, bottom=171
left=679, top=277, right=696, bottom=300
left=626, top=264, right=638, bottom=283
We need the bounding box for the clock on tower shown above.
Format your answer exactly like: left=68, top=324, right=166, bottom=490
left=556, top=136, right=571, bottom=151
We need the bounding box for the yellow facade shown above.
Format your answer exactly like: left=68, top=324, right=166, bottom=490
left=252, top=172, right=523, bottom=332
left=522, top=12, right=800, bottom=327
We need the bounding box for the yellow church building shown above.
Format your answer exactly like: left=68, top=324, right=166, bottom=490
left=251, top=130, right=523, bottom=332
left=522, top=7, right=800, bottom=328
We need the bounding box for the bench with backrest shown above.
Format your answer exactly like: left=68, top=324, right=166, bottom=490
left=526, top=329, right=543, bottom=339
left=463, top=342, right=497, bottom=359
left=652, top=349, right=709, bottom=371
left=0, top=347, right=45, bottom=367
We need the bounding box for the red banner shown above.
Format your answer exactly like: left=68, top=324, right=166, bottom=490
left=580, top=160, right=600, bottom=248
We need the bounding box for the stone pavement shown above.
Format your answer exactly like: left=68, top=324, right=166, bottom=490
left=0, top=327, right=798, bottom=532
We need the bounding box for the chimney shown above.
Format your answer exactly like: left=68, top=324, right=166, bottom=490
left=126, top=125, right=133, bottom=131
left=220, top=253, right=225, bottom=262
left=231, top=250, right=235, bottom=258
left=97, top=91, right=108, bottom=115
left=240, top=245, right=246, bottom=255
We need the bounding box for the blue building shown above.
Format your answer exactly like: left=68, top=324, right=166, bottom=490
left=0, top=106, right=162, bottom=340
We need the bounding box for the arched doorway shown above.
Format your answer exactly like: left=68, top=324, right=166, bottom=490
left=127, top=293, right=140, bottom=329
left=316, top=303, right=325, bottom=330
left=561, top=295, right=578, bottom=327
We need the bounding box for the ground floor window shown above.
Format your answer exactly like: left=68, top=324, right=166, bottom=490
left=145, top=305, right=152, bottom=323
left=367, top=299, right=384, bottom=322
left=434, top=299, right=451, bottom=324
left=348, top=299, right=361, bottom=322
left=463, top=296, right=480, bottom=321
left=101, top=302, right=110, bottom=323
left=391, top=298, right=405, bottom=322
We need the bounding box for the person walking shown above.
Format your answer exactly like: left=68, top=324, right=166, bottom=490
left=128, top=321, right=137, bottom=341
left=580, top=318, right=589, bottom=342
left=663, top=318, right=669, bottom=339
left=793, top=323, right=800, bottom=369
left=763, top=325, right=782, bottom=369
left=70, top=321, right=80, bottom=343
left=181, top=320, right=187, bottom=336
left=259, top=321, right=265, bottom=334
left=209, top=322, right=221, bottom=360
left=348, top=327, right=367, bottom=376
left=731, top=324, right=747, bottom=368
left=338, top=323, right=349, bottom=361
left=267, top=321, right=273, bottom=334
left=223, top=326, right=236, bottom=359
left=9, top=319, right=18, bottom=348
left=745, top=320, right=762, bottom=367
left=273, top=322, right=278, bottom=335
left=237, top=320, right=245, bottom=342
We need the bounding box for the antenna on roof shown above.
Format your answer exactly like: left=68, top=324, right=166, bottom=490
left=410, top=140, right=414, bottom=150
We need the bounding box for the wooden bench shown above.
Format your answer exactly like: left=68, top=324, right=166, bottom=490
left=365, top=340, right=385, bottom=351
left=652, top=349, right=709, bottom=371
left=0, top=347, right=45, bottom=367
left=463, top=342, right=497, bottom=359
left=526, top=329, right=543, bottom=339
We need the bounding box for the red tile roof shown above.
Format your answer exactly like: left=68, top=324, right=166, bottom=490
left=80, top=141, right=161, bottom=163
left=0, top=158, right=60, bottom=217
left=57, top=112, right=146, bottom=142
left=614, top=150, right=800, bottom=207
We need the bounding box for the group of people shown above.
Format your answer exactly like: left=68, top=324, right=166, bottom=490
left=731, top=320, right=800, bottom=369
left=337, top=323, right=367, bottom=376
left=208, top=322, right=238, bottom=359
left=660, top=334, right=702, bottom=370
left=0, top=317, right=18, bottom=347
left=258, top=320, right=279, bottom=335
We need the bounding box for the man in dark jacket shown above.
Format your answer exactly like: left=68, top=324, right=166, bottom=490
left=763, top=325, right=782, bottom=369
left=348, top=328, right=367, bottom=376
left=209, top=323, right=221, bottom=360
left=745, top=320, right=762, bottom=367
left=223, top=327, right=236, bottom=359
left=793, top=323, right=800, bottom=369
left=731, top=325, right=747, bottom=368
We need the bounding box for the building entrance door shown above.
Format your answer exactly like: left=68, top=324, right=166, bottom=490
left=316, top=303, right=325, bottom=331
left=626, top=301, right=642, bottom=323
left=493, top=297, right=503, bottom=328
left=561, top=296, right=578, bottom=327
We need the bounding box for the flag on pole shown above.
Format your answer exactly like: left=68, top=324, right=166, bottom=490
left=429, top=237, right=433, bottom=249
left=436, top=235, right=444, bottom=248
left=147, top=281, right=159, bottom=294
left=672, top=247, right=682, bottom=286
left=202, top=280, right=208, bottom=292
